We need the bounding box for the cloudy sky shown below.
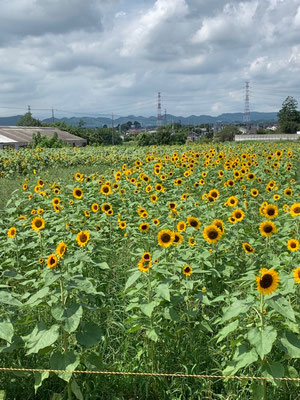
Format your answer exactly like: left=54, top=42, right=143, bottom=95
left=1, top=0, right=300, bottom=119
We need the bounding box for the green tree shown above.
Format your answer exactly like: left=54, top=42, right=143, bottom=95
left=277, top=96, right=300, bottom=133
left=214, top=125, right=239, bottom=142
left=17, top=112, right=41, bottom=127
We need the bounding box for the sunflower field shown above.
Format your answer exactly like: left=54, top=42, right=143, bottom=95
left=0, top=142, right=300, bottom=400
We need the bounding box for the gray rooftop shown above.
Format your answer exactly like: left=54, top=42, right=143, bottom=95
left=0, top=126, right=86, bottom=147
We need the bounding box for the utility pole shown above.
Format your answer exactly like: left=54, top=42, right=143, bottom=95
left=243, top=81, right=250, bottom=131
left=52, top=108, right=55, bottom=123
left=164, top=109, right=167, bottom=125
left=28, top=105, right=31, bottom=114
left=111, top=113, right=114, bottom=145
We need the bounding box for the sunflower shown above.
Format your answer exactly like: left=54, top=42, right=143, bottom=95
left=73, top=187, right=83, bottom=199
left=183, top=265, right=193, bottom=276
left=209, top=189, right=220, bottom=200
left=139, top=222, right=150, bottom=232
left=47, top=254, right=58, bottom=269
left=264, top=204, right=278, bottom=219
left=31, top=217, right=45, bottom=231
left=259, top=220, right=278, bottom=237
left=76, top=231, right=90, bottom=246
left=203, top=225, right=222, bottom=244
left=232, top=209, right=245, bottom=222
left=37, top=208, right=44, bottom=214
left=227, top=196, right=238, bottom=207
left=22, top=183, right=28, bottom=191
left=177, top=221, right=186, bottom=232
left=173, top=232, right=183, bottom=245
left=157, top=229, right=175, bottom=247
left=152, top=218, right=160, bottom=226
left=251, top=189, right=259, bottom=197
left=84, top=210, right=90, bottom=217
left=256, top=268, right=279, bottom=295
left=188, top=237, right=196, bottom=246
left=212, top=219, right=225, bottom=234
left=290, top=203, right=300, bottom=217
left=100, top=184, right=112, bottom=195
left=142, top=252, right=151, bottom=261
left=91, top=203, right=99, bottom=213
left=150, top=194, right=158, bottom=203
left=56, top=241, right=67, bottom=258
left=101, top=203, right=112, bottom=213
left=169, top=202, right=177, bottom=210
left=284, top=188, right=293, bottom=196
left=228, top=216, right=237, bottom=224
left=293, top=267, right=300, bottom=284
left=138, top=259, right=151, bottom=273
left=119, top=221, right=127, bottom=229
left=287, top=239, right=299, bottom=252
left=7, top=227, right=17, bottom=238
left=187, top=216, right=201, bottom=229
left=242, top=242, right=254, bottom=254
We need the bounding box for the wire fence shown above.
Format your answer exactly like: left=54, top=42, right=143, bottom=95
left=0, top=367, right=299, bottom=382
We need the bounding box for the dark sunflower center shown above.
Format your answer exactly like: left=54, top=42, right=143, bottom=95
left=103, top=186, right=109, bottom=193
left=144, top=254, right=150, bottom=260
left=235, top=212, right=242, bottom=218
left=267, top=209, right=275, bottom=216
left=245, top=244, right=253, bottom=252
left=184, top=267, right=191, bottom=273
left=104, top=205, right=110, bottom=211
left=211, top=192, right=218, bottom=198
left=170, top=203, right=175, bottom=209
left=208, top=229, right=218, bottom=239
left=190, top=219, right=198, bottom=227
left=291, top=242, right=296, bottom=248
left=50, top=257, right=56, bottom=265
left=161, top=233, right=171, bottom=243
left=294, top=207, right=300, bottom=214
left=80, top=233, right=87, bottom=242
left=263, top=225, right=273, bottom=233
left=35, top=220, right=42, bottom=227
left=174, top=234, right=180, bottom=243
left=76, top=190, right=82, bottom=196
left=260, top=274, right=273, bottom=289
left=230, top=199, right=235, bottom=204
left=142, top=225, right=147, bottom=230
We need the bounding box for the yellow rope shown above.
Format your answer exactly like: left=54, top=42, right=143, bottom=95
left=0, top=367, right=299, bottom=381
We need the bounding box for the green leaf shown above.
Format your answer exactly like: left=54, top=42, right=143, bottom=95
left=50, top=351, right=80, bottom=382
left=266, top=295, right=296, bottom=322
left=0, top=390, right=6, bottom=400
left=222, top=300, right=253, bottom=322
left=23, top=323, right=59, bottom=355
left=156, top=283, right=170, bottom=302
left=25, top=287, right=50, bottom=306
left=0, top=322, right=14, bottom=343
left=280, top=331, right=300, bottom=358
left=76, top=322, right=103, bottom=348
left=223, top=344, right=258, bottom=376
left=163, top=307, right=180, bottom=321
left=217, top=320, right=239, bottom=343
left=0, top=291, right=22, bottom=307
left=71, top=379, right=83, bottom=400
left=251, top=381, right=265, bottom=400
left=262, top=361, right=284, bottom=380
left=34, top=371, right=49, bottom=393
left=98, top=262, right=109, bottom=270
left=146, top=329, right=158, bottom=342
left=140, top=302, right=156, bottom=318
left=248, top=326, right=277, bottom=360
left=125, top=271, right=140, bottom=290
left=62, top=304, right=83, bottom=333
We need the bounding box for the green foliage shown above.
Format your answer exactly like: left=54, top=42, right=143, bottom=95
left=17, top=112, right=42, bottom=127
left=32, top=132, right=64, bottom=148
left=213, top=125, right=240, bottom=142
left=137, top=124, right=188, bottom=146
left=277, top=96, right=300, bottom=133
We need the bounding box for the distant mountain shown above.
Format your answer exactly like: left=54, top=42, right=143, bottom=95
left=1, top=112, right=278, bottom=128
left=0, top=115, right=22, bottom=125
